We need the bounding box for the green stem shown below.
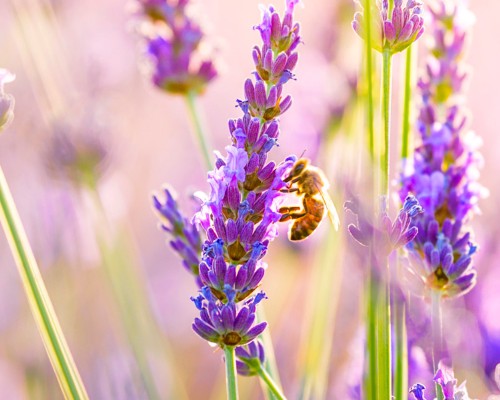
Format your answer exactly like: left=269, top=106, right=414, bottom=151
left=381, top=48, right=393, bottom=200
left=394, top=299, right=408, bottom=400
left=257, top=366, right=287, bottom=400
left=365, top=265, right=379, bottom=400
left=376, top=262, right=391, bottom=400
left=224, top=346, right=239, bottom=400
left=364, top=0, right=375, bottom=160
left=185, top=90, right=213, bottom=170
left=401, top=46, right=413, bottom=160
left=432, top=291, right=444, bottom=400
left=0, top=166, right=88, bottom=400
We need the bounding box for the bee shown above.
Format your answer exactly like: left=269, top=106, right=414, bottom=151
left=279, top=158, right=340, bottom=241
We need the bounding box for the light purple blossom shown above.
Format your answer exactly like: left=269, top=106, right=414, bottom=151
left=352, top=0, right=424, bottom=53
left=134, top=0, right=217, bottom=94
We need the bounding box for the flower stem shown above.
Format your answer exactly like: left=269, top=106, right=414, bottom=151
left=377, top=262, right=391, bottom=400
left=0, top=166, right=89, bottom=400
left=185, top=90, right=213, bottom=170
left=401, top=46, right=413, bottom=160
left=224, top=346, right=239, bottom=400
left=365, top=264, right=379, bottom=400
left=432, top=291, right=444, bottom=400
left=394, top=298, right=408, bottom=400
left=363, top=0, right=375, bottom=160
left=381, top=48, right=392, bottom=199
left=257, top=366, right=287, bottom=400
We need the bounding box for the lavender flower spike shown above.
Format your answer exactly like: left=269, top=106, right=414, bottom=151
left=352, top=0, right=424, bottom=54
left=189, top=0, right=302, bottom=351
left=134, top=0, right=217, bottom=94
left=400, top=0, right=483, bottom=299
left=0, top=69, right=15, bottom=131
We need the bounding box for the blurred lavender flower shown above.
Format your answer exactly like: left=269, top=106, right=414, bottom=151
left=153, top=187, right=203, bottom=286
left=400, top=0, right=483, bottom=299
left=352, top=0, right=424, bottom=54
left=235, top=340, right=266, bottom=376
left=187, top=0, right=301, bottom=350
left=410, top=362, right=475, bottom=400
left=0, top=69, right=15, bottom=131
left=345, top=194, right=423, bottom=269
left=133, top=0, right=217, bottom=94
left=433, top=362, right=473, bottom=400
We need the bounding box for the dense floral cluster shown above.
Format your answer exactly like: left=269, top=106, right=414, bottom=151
left=190, top=0, right=301, bottom=349
left=400, top=0, right=482, bottom=298
left=352, top=0, right=424, bottom=54
left=134, top=0, right=217, bottom=94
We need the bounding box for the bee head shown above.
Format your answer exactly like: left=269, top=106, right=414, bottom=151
left=285, top=158, right=309, bottom=181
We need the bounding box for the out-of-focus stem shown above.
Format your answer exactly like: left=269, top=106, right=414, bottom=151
left=381, top=48, right=392, bottom=200
left=224, top=346, right=239, bottom=400
left=365, top=263, right=379, bottom=400
left=364, top=0, right=375, bottom=160
left=401, top=46, right=413, bottom=160
left=394, top=298, right=408, bottom=400
left=185, top=90, right=213, bottom=170
left=432, top=291, right=444, bottom=400
left=257, top=366, right=287, bottom=400
left=0, top=166, right=89, bottom=400
left=376, top=260, right=391, bottom=400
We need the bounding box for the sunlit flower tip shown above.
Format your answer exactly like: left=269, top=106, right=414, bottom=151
left=235, top=340, right=265, bottom=376
left=0, top=69, right=15, bottom=131
left=191, top=290, right=267, bottom=347
left=433, top=362, right=472, bottom=400
left=409, top=383, right=427, bottom=400
left=352, top=0, right=424, bottom=54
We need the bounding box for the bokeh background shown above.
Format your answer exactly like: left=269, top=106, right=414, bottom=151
left=1, top=0, right=499, bottom=398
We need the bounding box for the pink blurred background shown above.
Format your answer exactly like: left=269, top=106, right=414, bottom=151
left=1, top=0, right=499, bottom=398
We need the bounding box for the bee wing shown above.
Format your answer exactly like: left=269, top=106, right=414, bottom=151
left=315, top=184, right=340, bottom=231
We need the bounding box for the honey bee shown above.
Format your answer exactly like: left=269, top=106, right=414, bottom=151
left=279, top=158, right=340, bottom=241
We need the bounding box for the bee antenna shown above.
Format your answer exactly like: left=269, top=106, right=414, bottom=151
left=299, top=149, right=307, bottom=159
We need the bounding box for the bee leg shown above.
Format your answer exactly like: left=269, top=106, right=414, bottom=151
left=279, top=206, right=306, bottom=222
left=280, top=187, right=299, bottom=193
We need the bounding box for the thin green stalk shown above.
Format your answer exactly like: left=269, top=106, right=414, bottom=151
left=0, top=166, right=88, bottom=400
left=394, top=299, right=408, bottom=400
left=432, top=291, right=444, bottom=400
left=365, top=265, right=379, bottom=400
left=376, top=263, right=391, bottom=400
left=224, top=346, right=239, bottom=400
left=257, top=366, right=287, bottom=400
left=363, top=0, right=375, bottom=160
left=401, top=46, right=413, bottom=160
left=381, top=48, right=393, bottom=199
left=185, top=90, right=213, bottom=170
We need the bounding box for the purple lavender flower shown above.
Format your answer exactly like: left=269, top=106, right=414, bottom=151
left=235, top=340, right=266, bottom=376
left=399, top=0, right=483, bottom=299
left=134, top=0, right=217, bottom=94
left=352, top=0, right=424, bottom=54
left=0, top=69, right=15, bottom=131
left=345, top=195, right=423, bottom=267
left=188, top=0, right=301, bottom=349
left=191, top=287, right=267, bottom=348
left=153, top=187, right=203, bottom=285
